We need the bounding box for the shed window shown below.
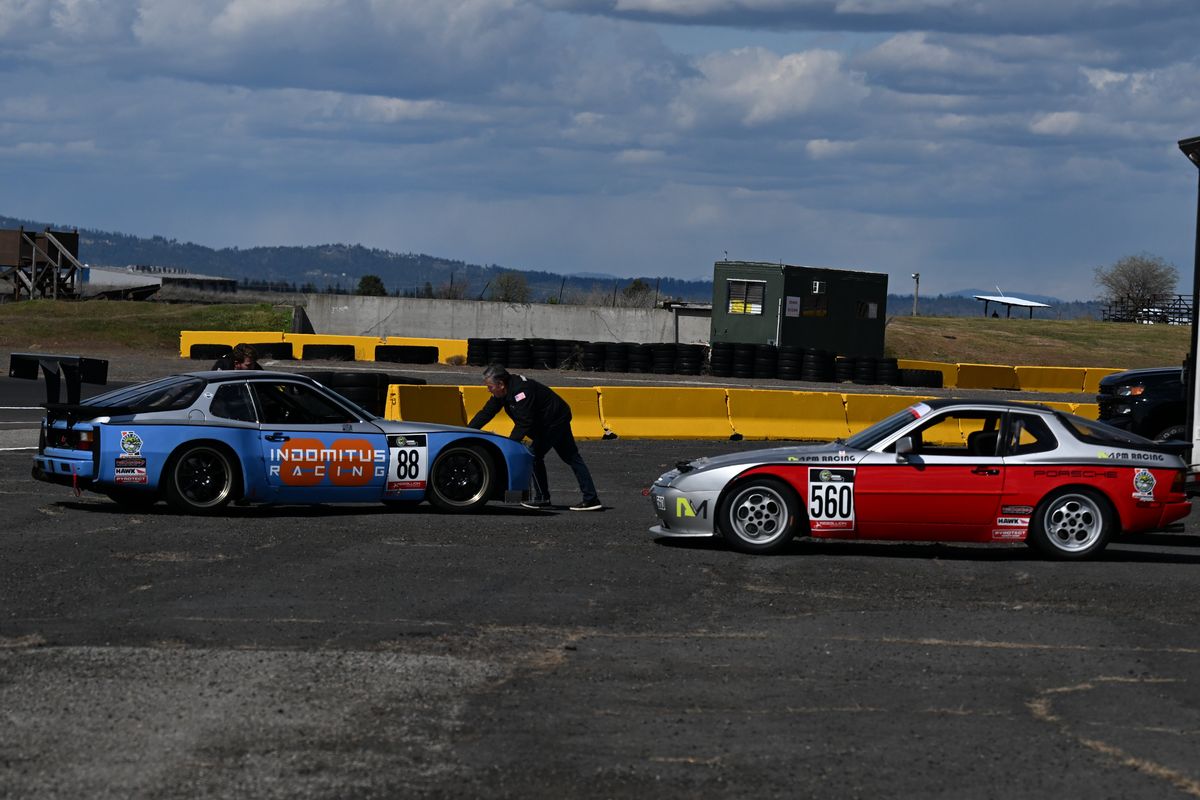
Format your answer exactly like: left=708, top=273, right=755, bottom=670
left=727, top=280, right=765, bottom=315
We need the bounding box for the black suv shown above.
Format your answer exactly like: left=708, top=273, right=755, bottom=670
left=1096, top=366, right=1185, bottom=442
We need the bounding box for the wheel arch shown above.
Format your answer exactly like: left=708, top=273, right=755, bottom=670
left=719, top=466, right=810, bottom=526
left=1036, top=482, right=1122, bottom=528
left=433, top=435, right=511, bottom=500
left=162, top=437, right=246, bottom=501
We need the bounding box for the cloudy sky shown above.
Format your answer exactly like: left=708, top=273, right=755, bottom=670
left=3, top=0, right=1200, bottom=299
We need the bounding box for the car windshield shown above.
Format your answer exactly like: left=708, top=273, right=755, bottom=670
left=843, top=404, right=925, bottom=450
left=1055, top=411, right=1157, bottom=446
left=81, top=375, right=206, bottom=411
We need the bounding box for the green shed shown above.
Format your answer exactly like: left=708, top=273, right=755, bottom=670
left=709, top=261, right=889, bottom=357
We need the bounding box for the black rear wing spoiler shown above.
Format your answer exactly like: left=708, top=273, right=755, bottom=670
left=8, top=352, right=109, bottom=405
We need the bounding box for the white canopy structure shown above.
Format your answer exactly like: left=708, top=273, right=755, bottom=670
left=974, top=294, right=1052, bottom=319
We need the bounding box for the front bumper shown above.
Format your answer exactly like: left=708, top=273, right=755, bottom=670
left=648, top=484, right=719, bottom=538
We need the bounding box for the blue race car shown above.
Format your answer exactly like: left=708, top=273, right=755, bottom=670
left=32, top=369, right=533, bottom=513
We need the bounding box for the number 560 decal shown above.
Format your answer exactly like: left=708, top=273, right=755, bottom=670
left=808, top=467, right=855, bottom=531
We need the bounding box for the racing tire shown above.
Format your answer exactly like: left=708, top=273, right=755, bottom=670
left=717, top=476, right=799, bottom=555
left=427, top=444, right=495, bottom=513
left=1153, top=424, right=1187, bottom=443
left=1027, top=488, right=1114, bottom=560
left=164, top=444, right=238, bottom=514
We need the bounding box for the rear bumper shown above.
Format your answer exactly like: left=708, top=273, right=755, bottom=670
left=32, top=454, right=95, bottom=489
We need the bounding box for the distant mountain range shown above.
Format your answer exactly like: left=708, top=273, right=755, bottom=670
left=1, top=214, right=1105, bottom=317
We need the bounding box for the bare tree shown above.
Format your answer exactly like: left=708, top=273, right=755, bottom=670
left=1094, top=253, right=1179, bottom=303
left=489, top=272, right=530, bottom=303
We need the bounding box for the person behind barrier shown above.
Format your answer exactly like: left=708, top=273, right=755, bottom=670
left=213, top=343, right=264, bottom=371
left=468, top=364, right=602, bottom=512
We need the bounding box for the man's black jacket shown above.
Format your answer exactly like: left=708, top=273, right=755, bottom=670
left=468, top=375, right=572, bottom=441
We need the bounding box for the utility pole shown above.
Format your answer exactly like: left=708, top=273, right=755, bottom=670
left=911, top=272, right=920, bottom=316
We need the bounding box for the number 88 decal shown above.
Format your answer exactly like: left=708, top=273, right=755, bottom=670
left=394, top=448, right=422, bottom=480
left=807, top=467, right=856, bottom=531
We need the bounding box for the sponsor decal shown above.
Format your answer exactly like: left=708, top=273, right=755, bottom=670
left=1033, top=469, right=1118, bottom=479
left=654, top=494, right=665, bottom=511
left=1133, top=468, right=1156, bottom=499
left=996, top=516, right=1030, bottom=527
left=785, top=454, right=856, bottom=464
left=808, top=467, right=856, bottom=532
left=1098, top=450, right=1166, bottom=462
left=115, top=466, right=147, bottom=484
left=115, top=456, right=146, bottom=468
left=1001, top=504, right=1034, bottom=515
left=991, top=529, right=1025, bottom=541
left=676, top=497, right=708, bottom=518
left=386, top=434, right=428, bottom=492
left=120, top=431, right=143, bottom=456
left=268, top=437, right=386, bottom=487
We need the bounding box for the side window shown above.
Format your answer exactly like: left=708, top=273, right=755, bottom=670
left=209, top=383, right=256, bottom=422
left=1005, top=414, right=1057, bottom=456
left=888, top=410, right=1003, bottom=455
left=251, top=382, right=358, bottom=425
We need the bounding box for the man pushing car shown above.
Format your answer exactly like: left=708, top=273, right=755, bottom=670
left=468, top=364, right=603, bottom=512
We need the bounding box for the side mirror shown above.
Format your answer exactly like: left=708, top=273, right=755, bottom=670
left=895, top=436, right=914, bottom=461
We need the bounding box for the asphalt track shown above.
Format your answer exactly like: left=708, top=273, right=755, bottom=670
left=3, top=357, right=1200, bottom=798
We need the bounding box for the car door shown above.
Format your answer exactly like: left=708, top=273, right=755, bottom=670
left=250, top=379, right=388, bottom=503
left=852, top=409, right=1006, bottom=540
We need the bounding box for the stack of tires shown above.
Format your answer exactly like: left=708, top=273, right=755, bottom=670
left=875, top=357, right=899, bottom=386
left=531, top=339, right=558, bottom=370
left=852, top=356, right=877, bottom=385
left=466, top=338, right=489, bottom=366
left=603, top=342, right=630, bottom=373
left=627, top=343, right=654, bottom=373
left=506, top=339, right=533, bottom=369
left=753, top=345, right=778, bottom=380
left=578, top=342, right=602, bottom=371
left=731, top=344, right=757, bottom=379
left=709, top=342, right=734, bottom=378
left=776, top=345, right=803, bottom=380
left=556, top=340, right=582, bottom=370
left=833, top=356, right=856, bottom=383
left=675, top=344, right=705, bottom=375
left=801, top=348, right=834, bottom=382
left=651, top=344, right=677, bottom=374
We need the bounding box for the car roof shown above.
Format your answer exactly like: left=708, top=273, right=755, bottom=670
left=920, top=397, right=1053, bottom=413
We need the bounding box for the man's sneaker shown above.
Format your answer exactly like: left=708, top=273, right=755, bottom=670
left=521, top=500, right=552, bottom=510
left=570, top=500, right=603, bottom=512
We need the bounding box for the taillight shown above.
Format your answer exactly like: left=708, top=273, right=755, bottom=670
left=45, top=428, right=95, bottom=452
left=1172, top=470, right=1186, bottom=494
left=77, top=430, right=95, bottom=452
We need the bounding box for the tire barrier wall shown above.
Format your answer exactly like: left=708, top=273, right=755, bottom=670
left=385, top=385, right=1101, bottom=441
left=183, top=331, right=1118, bottom=395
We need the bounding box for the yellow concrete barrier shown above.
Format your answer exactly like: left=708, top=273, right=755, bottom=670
left=897, top=359, right=957, bottom=389
left=385, top=336, right=468, bottom=363
left=844, top=394, right=927, bottom=437
left=387, top=385, right=466, bottom=426
left=555, top=387, right=608, bottom=440
left=599, top=387, right=734, bottom=439
left=728, top=389, right=849, bottom=441
left=285, top=333, right=381, bottom=360
left=179, top=330, right=286, bottom=358
left=1071, top=402, right=1099, bottom=420
left=1015, top=366, right=1086, bottom=393
left=956, top=362, right=1018, bottom=390
left=1082, top=367, right=1125, bottom=394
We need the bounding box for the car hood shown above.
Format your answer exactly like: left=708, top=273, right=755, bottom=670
left=1099, top=366, right=1182, bottom=387
left=373, top=419, right=509, bottom=438
left=675, top=442, right=859, bottom=474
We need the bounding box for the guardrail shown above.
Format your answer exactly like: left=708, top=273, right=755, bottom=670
left=384, top=384, right=1100, bottom=441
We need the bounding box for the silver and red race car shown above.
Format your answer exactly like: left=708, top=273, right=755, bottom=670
left=649, top=399, right=1191, bottom=559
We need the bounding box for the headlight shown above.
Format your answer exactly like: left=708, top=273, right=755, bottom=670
left=1115, top=385, right=1145, bottom=397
